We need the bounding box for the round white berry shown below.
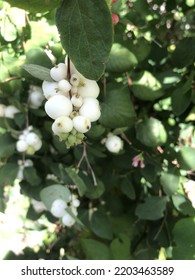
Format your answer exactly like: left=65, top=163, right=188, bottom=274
left=58, top=79, right=72, bottom=93
left=71, top=95, right=83, bottom=108
left=78, top=79, right=100, bottom=98
left=4, top=105, right=19, bottom=119
left=45, top=95, right=73, bottom=120
left=70, top=74, right=80, bottom=86
left=29, top=90, right=44, bottom=109
left=71, top=86, right=78, bottom=95
left=42, top=80, right=59, bottom=99
left=51, top=199, right=67, bottom=218
left=34, top=139, right=42, bottom=151
left=52, top=116, right=73, bottom=135
left=25, top=132, right=40, bottom=146
left=105, top=135, right=124, bottom=153
left=73, top=115, right=91, bottom=133
left=79, top=100, right=101, bottom=122
left=62, top=212, right=75, bottom=227
left=50, top=63, right=67, bottom=82
left=0, top=104, right=6, bottom=117
left=72, top=199, right=80, bottom=208
left=16, top=140, right=28, bottom=152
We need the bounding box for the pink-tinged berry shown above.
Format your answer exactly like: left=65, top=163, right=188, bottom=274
left=112, top=13, right=119, bottom=25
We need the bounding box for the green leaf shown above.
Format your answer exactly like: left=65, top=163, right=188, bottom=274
left=90, top=211, right=113, bottom=240
left=172, top=38, right=195, bottom=67
left=121, top=177, right=135, bottom=200
left=22, top=64, right=53, bottom=82
left=40, top=184, right=71, bottom=211
left=56, top=0, right=113, bottom=80
left=6, top=0, right=61, bottom=13
left=81, top=239, right=112, bottom=260
left=177, top=147, right=195, bottom=170
left=85, top=179, right=105, bottom=199
left=131, top=71, right=164, bottom=101
left=99, top=85, right=136, bottom=128
left=0, top=163, right=18, bottom=187
left=106, top=43, right=138, bottom=73
left=23, top=167, right=42, bottom=186
left=135, top=196, right=167, bottom=221
left=135, top=117, right=167, bottom=148
left=172, top=74, right=193, bottom=116
left=65, top=167, right=87, bottom=196
left=160, top=169, right=180, bottom=196
left=172, top=217, right=195, bottom=260
left=110, top=233, right=131, bottom=260
left=172, top=194, right=195, bottom=216
left=0, top=133, right=16, bottom=159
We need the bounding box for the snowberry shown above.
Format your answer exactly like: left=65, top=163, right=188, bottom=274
left=72, top=199, right=80, bottom=208
left=16, top=140, right=28, bottom=152
left=79, top=98, right=101, bottom=122
left=25, top=132, right=40, bottom=146
left=71, top=95, right=83, bottom=108
left=73, top=115, right=91, bottom=133
left=29, top=89, right=44, bottom=109
left=71, top=86, right=78, bottom=95
left=70, top=74, right=80, bottom=86
left=105, top=135, right=124, bottom=153
left=78, top=79, right=100, bottom=98
left=31, top=198, right=46, bottom=213
left=52, top=116, right=73, bottom=135
left=42, top=80, right=59, bottom=99
left=4, top=105, right=19, bottom=119
left=33, top=139, right=42, bottom=151
left=0, top=104, right=6, bottom=117
left=51, top=199, right=67, bottom=218
left=62, top=212, right=75, bottom=227
left=45, top=95, right=73, bottom=120
left=50, top=63, right=67, bottom=82
left=58, top=79, right=72, bottom=93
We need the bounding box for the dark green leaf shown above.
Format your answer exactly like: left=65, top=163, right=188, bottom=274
left=23, top=64, right=53, bottom=82
left=40, top=184, right=71, bottom=211
left=0, top=133, right=16, bottom=159
left=135, top=196, right=168, bottom=220
left=160, top=169, right=180, bottom=195
left=81, top=239, right=112, bottom=260
left=172, top=217, right=195, bottom=260
left=65, top=167, right=87, bottom=196
left=177, top=147, right=195, bottom=170
left=172, top=38, right=195, bottom=67
left=23, top=167, right=42, bottom=186
left=56, top=0, right=113, bottom=80
left=110, top=233, right=131, bottom=260
left=0, top=163, right=18, bottom=187
left=172, top=194, right=195, bottom=216
left=90, top=211, right=113, bottom=240
left=121, top=177, right=135, bottom=200
left=99, top=85, right=136, bottom=128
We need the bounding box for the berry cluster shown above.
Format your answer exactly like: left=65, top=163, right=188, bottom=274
left=16, top=126, right=42, bottom=155
left=42, top=58, right=101, bottom=148
left=50, top=195, right=80, bottom=227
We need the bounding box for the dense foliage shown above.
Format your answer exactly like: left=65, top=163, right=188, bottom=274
left=0, top=0, right=195, bottom=260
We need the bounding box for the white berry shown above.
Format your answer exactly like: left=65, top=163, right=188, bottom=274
left=16, top=140, right=28, bottom=152
left=71, top=95, right=83, bottom=108
left=51, top=199, right=67, bottom=218
left=79, top=98, right=101, bottom=122
left=25, top=132, right=40, bottom=146
left=45, top=95, right=73, bottom=120
left=4, top=105, right=19, bottom=119
left=0, top=104, right=6, bottom=117
left=52, top=116, right=73, bottom=135
left=72, top=199, right=80, bottom=208
left=105, top=135, right=124, bottom=153
left=29, top=89, right=44, bottom=109
left=73, top=115, right=91, bottom=133
left=50, top=63, right=67, bottom=82
left=58, top=79, right=72, bottom=93
left=70, top=74, right=80, bottom=86
left=62, top=212, right=75, bottom=227
left=42, top=80, right=59, bottom=99
left=78, top=79, right=100, bottom=98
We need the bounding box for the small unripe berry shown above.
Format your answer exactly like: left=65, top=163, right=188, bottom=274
left=45, top=95, right=73, bottom=120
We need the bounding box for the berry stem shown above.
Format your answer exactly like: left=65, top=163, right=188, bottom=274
left=67, top=56, right=72, bottom=99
